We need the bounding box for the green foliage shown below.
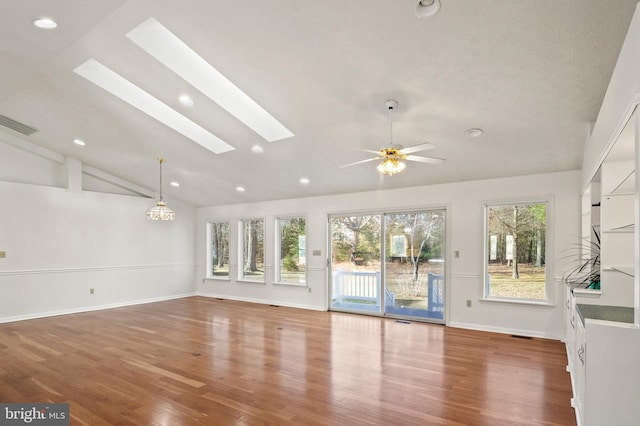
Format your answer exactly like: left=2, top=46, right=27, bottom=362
left=280, top=217, right=305, bottom=259
left=563, top=226, right=600, bottom=289
left=487, top=203, right=546, bottom=264
left=282, top=255, right=299, bottom=272
left=331, top=215, right=381, bottom=265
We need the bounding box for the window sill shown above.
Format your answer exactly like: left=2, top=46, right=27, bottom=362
left=480, top=297, right=554, bottom=308
left=273, top=281, right=307, bottom=287
left=237, top=279, right=266, bottom=284
left=203, top=276, right=230, bottom=281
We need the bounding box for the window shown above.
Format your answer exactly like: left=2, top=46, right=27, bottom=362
left=484, top=201, right=548, bottom=301
left=207, top=221, right=229, bottom=279
left=239, top=218, right=265, bottom=282
left=276, top=216, right=306, bottom=284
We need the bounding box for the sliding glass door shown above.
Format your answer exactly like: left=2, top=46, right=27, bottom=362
left=329, top=215, right=382, bottom=313
left=383, top=210, right=445, bottom=321
left=329, top=209, right=445, bottom=322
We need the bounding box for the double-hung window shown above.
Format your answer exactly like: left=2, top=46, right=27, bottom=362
left=207, top=221, right=229, bottom=279
left=276, top=216, right=306, bottom=285
left=239, top=218, right=265, bottom=282
left=484, top=200, right=549, bottom=302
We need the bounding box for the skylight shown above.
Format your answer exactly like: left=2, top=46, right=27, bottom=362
left=74, top=59, right=234, bottom=154
left=126, top=18, right=294, bottom=142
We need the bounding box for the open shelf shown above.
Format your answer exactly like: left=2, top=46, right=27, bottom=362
left=610, top=266, right=635, bottom=277
left=603, top=223, right=635, bottom=233
left=606, top=169, right=635, bottom=196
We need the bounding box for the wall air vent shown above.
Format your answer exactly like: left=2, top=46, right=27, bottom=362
left=0, top=115, right=38, bottom=136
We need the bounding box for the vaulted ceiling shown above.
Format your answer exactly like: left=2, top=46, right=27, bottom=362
left=1, top=0, right=638, bottom=206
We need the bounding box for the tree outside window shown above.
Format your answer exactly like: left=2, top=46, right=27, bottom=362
left=276, top=217, right=306, bottom=284
left=240, top=218, right=264, bottom=281
left=485, top=202, right=547, bottom=300
left=208, top=221, right=229, bottom=278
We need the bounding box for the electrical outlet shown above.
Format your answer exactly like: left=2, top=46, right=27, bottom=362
left=90, top=288, right=95, bottom=295
left=466, top=299, right=472, bottom=307
left=454, top=250, right=460, bottom=258
left=308, top=287, right=312, bottom=293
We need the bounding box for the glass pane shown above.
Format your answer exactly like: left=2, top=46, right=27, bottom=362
left=277, top=217, right=306, bottom=284
left=486, top=203, right=547, bottom=300
left=241, top=219, right=264, bottom=281
left=330, top=215, right=381, bottom=312
left=209, top=221, right=229, bottom=278
left=384, top=211, right=445, bottom=320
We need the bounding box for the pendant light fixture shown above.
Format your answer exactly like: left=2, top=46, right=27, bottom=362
left=146, top=158, right=175, bottom=221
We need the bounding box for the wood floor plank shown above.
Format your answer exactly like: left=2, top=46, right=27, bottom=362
left=0, top=297, right=576, bottom=425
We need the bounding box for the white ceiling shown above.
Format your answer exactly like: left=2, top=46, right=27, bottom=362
left=1, top=0, right=638, bottom=207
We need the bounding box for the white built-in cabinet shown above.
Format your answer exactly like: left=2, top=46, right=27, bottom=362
left=567, top=113, right=640, bottom=426
left=566, top=4, right=640, bottom=425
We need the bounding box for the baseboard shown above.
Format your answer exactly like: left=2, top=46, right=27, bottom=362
left=197, top=292, right=327, bottom=312
left=447, top=321, right=564, bottom=341
left=0, top=292, right=197, bottom=324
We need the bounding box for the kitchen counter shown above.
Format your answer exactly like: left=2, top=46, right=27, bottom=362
left=577, top=303, right=635, bottom=324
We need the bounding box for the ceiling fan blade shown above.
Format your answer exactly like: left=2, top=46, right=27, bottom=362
left=339, top=157, right=378, bottom=168
left=354, top=147, right=383, bottom=155
left=405, top=154, right=446, bottom=164
left=400, top=142, right=436, bottom=154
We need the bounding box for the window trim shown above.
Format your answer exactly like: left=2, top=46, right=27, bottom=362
left=274, top=214, right=308, bottom=286
left=482, top=197, right=553, bottom=305
left=238, top=217, right=266, bottom=283
left=206, top=220, right=230, bottom=280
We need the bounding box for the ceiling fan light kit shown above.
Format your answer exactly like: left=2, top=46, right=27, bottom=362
left=377, top=157, right=406, bottom=176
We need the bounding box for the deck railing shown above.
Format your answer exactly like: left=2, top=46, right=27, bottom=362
left=332, top=269, right=443, bottom=311
left=331, top=270, right=381, bottom=303
left=332, top=269, right=444, bottom=311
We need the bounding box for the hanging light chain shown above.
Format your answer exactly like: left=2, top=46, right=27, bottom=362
left=158, top=158, right=164, bottom=202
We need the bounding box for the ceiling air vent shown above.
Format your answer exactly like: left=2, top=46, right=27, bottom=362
left=0, top=115, right=38, bottom=136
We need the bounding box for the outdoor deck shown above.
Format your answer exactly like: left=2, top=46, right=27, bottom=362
left=331, top=270, right=444, bottom=320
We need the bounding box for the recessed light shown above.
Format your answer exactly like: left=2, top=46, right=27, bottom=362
left=73, top=138, right=86, bottom=146
left=74, top=59, right=234, bottom=154
left=178, top=94, right=194, bottom=107
left=299, top=177, right=310, bottom=185
left=32, top=17, right=58, bottom=29
left=415, top=0, right=440, bottom=18
left=236, top=186, right=245, bottom=192
left=126, top=18, right=294, bottom=142
left=170, top=181, right=180, bottom=187
left=465, top=128, right=484, bottom=138
left=251, top=145, right=264, bottom=154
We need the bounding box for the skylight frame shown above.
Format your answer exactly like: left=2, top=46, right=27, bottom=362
left=74, top=59, right=234, bottom=154
left=126, top=18, right=294, bottom=143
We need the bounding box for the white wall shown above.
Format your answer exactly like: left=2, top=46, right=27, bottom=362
left=0, top=180, right=197, bottom=322
left=197, top=170, right=581, bottom=339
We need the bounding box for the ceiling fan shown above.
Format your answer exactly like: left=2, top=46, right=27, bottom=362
left=340, top=100, right=445, bottom=176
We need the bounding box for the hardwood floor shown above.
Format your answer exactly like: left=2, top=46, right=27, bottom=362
left=0, top=297, right=576, bottom=425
